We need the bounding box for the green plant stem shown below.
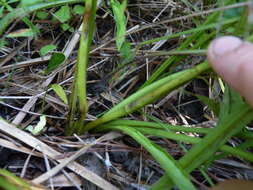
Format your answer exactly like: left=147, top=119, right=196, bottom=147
left=66, top=0, right=97, bottom=135
left=137, top=49, right=207, bottom=57
left=81, top=61, right=211, bottom=133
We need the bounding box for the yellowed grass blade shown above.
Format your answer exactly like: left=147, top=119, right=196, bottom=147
left=0, top=118, right=119, bottom=190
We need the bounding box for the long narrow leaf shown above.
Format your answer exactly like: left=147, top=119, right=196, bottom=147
left=81, top=61, right=210, bottom=133
left=140, top=0, right=234, bottom=88
left=110, top=0, right=127, bottom=50
left=151, top=88, right=253, bottom=189
left=95, top=124, right=253, bottom=163
left=107, top=126, right=196, bottom=190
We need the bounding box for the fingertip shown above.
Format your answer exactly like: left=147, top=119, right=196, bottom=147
left=208, top=36, right=253, bottom=107
left=207, top=36, right=244, bottom=91
left=207, top=36, right=243, bottom=65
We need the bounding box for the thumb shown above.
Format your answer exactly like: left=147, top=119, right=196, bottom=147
left=207, top=36, right=253, bottom=107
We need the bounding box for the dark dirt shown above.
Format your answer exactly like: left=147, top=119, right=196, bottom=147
left=0, top=1, right=252, bottom=190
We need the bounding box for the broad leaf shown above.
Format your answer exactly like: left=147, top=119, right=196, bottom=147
left=26, top=115, right=46, bottom=136
left=45, top=52, right=65, bottom=74
left=54, top=5, right=71, bottom=23
left=40, top=44, right=57, bottom=56
left=51, top=84, right=68, bottom=104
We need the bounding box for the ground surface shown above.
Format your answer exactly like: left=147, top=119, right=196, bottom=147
left=0, top=1, right=253, bottom=190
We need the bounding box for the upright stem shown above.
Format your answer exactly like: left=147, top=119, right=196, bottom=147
left=66, top=0, right=97, bottom=135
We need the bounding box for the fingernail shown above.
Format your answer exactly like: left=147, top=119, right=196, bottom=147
left=210, top=36, right=243, bottom=57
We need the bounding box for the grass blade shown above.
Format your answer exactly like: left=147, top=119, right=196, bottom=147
left=105, top=126, right=196, bottom=190
left=81, top=61, right=210, bottom=133
left=110, top=0, right=127, bottom=50
left=150, top=88, right=253, bottom=189
left=140, top=0, right=234, bottom=88
left=95, top=124, right=253, bottom=163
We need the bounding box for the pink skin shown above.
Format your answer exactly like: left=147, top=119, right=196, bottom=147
left=207, top=36, right=253, bottom=107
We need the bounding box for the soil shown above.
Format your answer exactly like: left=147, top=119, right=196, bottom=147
left=0, top=1, right=252, bottom=190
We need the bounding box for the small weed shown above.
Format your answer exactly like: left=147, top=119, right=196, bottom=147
left=0, top=0, right=253, bottom=190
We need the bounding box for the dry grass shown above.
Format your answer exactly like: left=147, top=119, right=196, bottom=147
left=0, top=1, right=253, bottom=190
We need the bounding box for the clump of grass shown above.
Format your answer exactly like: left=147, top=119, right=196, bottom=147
left=0, top=0, right=253, bottom=190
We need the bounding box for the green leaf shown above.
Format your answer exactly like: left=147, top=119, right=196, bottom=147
left=0, top=6, right=4, bottom=18
left=0, top=0, right=84, bottom=36
left=8, top=0, right=20, bottom=3
left=120, top=41, right=134, bottom=64
left=40, top=44, right=57, bottom=56
left=107, top=126, right=196, bottom=190
left=54, top=5, right=71, bottom=23
left=83, top=62, right=210, bottom=132
left=45, top=52, right=65, bottom=74
left=26, top=115, right=46, bottom=135
left=6, top=28, right=35, bottom=38
left=179, top=88, right=253, bottom=173
left=68, top=27, right=74, bottom=32
left=0, top=169, right=32, bottom=190
left=36, top=11, right=49, bottom=20
left=218, top=85, right=244, bottom=124
left=0, top=38, right=7, bottom=48
left=73, top=4, right=84, bottom=15
left=151, top=87, right=253, bottom=189
left=21, top=0, right=43, bottom=7
left=110, top=0, right=127, bottom=50
left=51, top=84, right=68, bottom=104
left=195, top=94, right=220, bottom=116
left=140, top=0, right=236, bottom=88
left=223, top=7, right=244, bottom=19
left=60, top=23, right=71, bottom=31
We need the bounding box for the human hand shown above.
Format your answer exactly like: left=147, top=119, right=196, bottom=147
left=207, top=36, right=253, bottom=107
